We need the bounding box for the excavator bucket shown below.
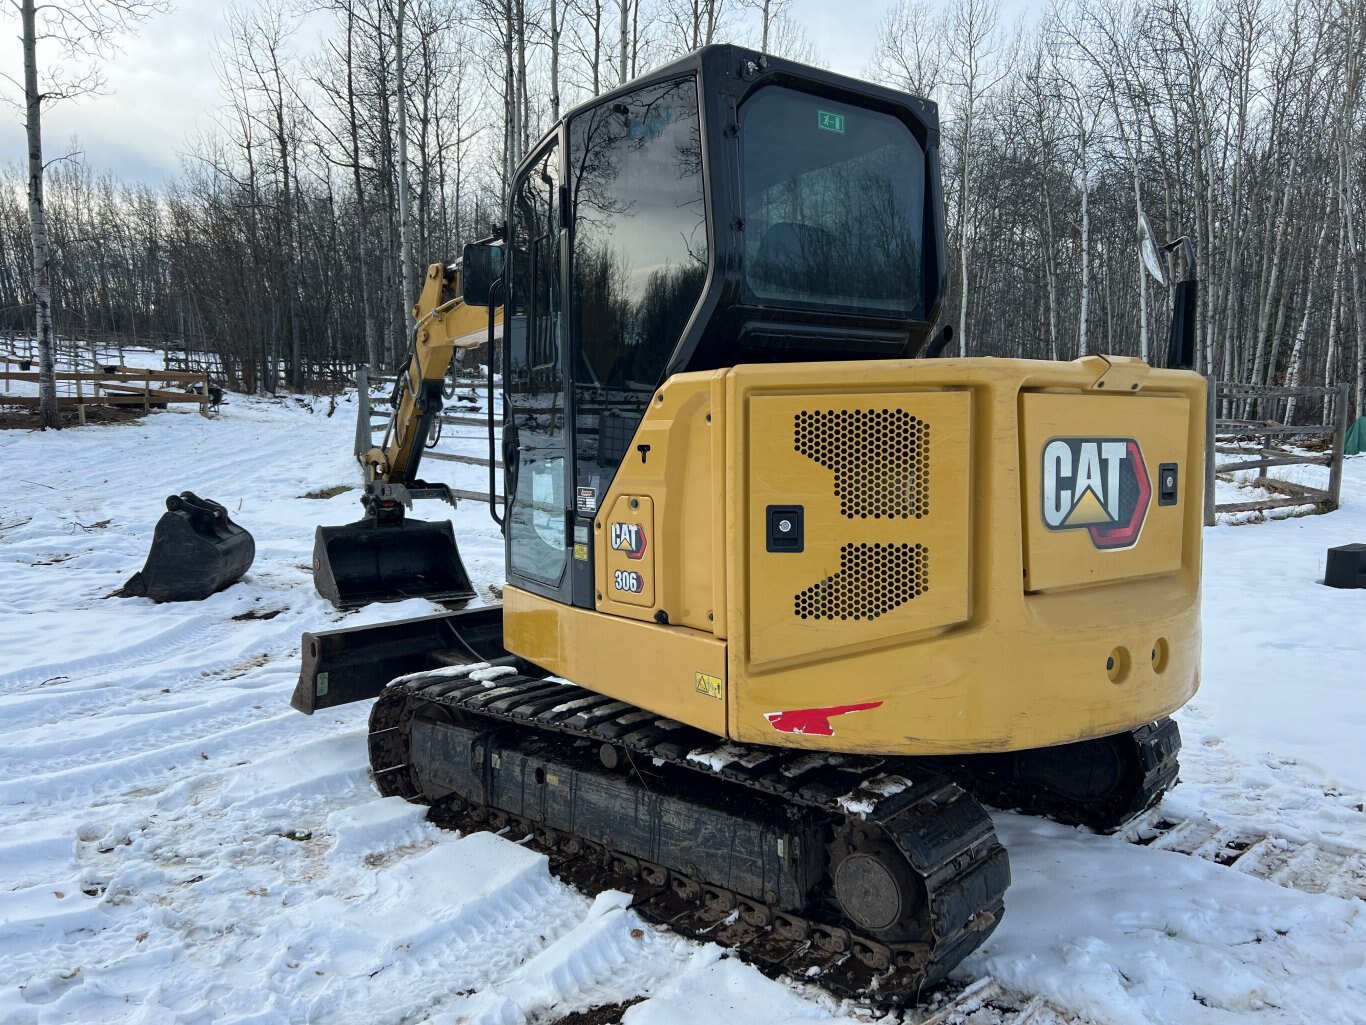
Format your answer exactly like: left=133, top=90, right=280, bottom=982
left=312, top=517, right=475, bottom=610
left=120, top=492, right=255, bottom=602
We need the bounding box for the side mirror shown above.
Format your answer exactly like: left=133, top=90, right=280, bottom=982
left=461, top=242, right=504, bottom=307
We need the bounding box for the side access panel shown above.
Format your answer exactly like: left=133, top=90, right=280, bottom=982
left=1018, top=392, right=1189, bottom=592
left=743, top=391, right=972, bottom=668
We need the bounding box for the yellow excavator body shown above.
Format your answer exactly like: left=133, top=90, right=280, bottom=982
left=504, top=355, right=1203, bottom=755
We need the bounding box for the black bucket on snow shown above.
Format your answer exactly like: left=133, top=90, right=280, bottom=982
left=120, top=492, right=255, bottom=602
left=312, top=517, right=474, bottom=610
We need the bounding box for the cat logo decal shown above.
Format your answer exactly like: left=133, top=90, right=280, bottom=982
left=1041, top=438, right=1151, bottom=550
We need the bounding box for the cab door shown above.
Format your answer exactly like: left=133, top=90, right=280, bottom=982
left=504, top=139, right=573, bottom=604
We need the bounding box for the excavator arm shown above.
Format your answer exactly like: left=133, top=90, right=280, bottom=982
left=361, top=261, right=500, bottom=489
left=311, top=261, right=502, bottom=610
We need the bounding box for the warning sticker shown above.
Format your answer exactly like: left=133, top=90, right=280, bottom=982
left=576, top=487, right=597, bottom=514
left=695, top=672, right=723, bottom=700
left=572, top=543, right=589, bottom=561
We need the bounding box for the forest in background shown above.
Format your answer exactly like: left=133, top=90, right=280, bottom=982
left=1, top=0, right=1363, bottom=421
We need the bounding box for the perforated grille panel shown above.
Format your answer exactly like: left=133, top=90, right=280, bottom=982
left=794, top=409, right=929, bottom=519
left=794, top=543, right=929, bottom=621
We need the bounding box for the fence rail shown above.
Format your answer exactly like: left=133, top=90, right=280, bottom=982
left=1204, top=379, right=1348, bottom=523
left=0, top=364, right=213, bottom=421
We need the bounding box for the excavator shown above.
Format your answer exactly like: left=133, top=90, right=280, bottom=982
left=295, top=45, right=1205, bottom=1002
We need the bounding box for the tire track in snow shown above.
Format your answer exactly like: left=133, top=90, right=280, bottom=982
left=423, top=891, right=690, bottom=1025
left=913, top=977, right=1096, bottom=1024
left=0, top=695, right=283, bottom=782
left=0, top=633, right=300, bottom=735
left=0, top=613, right=230, bottom=693
left=0, top=701, right=356, bottom=825
left=1126, top=707, right=1366, bottom=903
left=1121, top=809, right=1366, bottom=901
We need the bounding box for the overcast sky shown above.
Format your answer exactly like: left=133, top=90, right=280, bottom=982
left=0, top=0, right=902, bottom=186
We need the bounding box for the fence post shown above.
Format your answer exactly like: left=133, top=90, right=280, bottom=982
left=1328, top=383, right=1349, bottom=512
left=1204, top=375, right=1218, bottom=526
left=354, top=367, right=371, bottom=459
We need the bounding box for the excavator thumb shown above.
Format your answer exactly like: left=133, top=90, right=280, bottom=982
left=119, top=492, right=255, bottom=602
left=312, top=483, right=475, bottom=610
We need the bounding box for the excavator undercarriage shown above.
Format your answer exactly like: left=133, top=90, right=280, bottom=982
left=371, top=664, right=1010, bottom=1001
left=295, top=609, right=1181, bottom=1000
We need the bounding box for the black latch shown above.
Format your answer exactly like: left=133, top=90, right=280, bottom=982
left=1158, top=463, right=1179, bottom=506
left=766, top=505, right=803, bottom=553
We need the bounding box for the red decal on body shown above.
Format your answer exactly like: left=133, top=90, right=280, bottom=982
left=764, top=701, right=883, bottom=736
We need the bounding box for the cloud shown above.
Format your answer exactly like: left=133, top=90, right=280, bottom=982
left=0, top=0, right=888, bottom=186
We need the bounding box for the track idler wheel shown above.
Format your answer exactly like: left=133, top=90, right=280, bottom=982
left=830, top=828, right=928, bottom=943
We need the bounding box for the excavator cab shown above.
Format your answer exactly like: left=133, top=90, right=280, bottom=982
left=460, top=51, right=947, bottom=615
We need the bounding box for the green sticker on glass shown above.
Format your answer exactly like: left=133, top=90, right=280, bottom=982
left=817, top=110, right=845, bottom=133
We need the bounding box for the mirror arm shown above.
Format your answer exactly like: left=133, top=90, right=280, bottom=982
left=1161, top=236, right=1198, bottom=371
left=486, top=278, right=506, bottom=529
left=1163, top=236, right=1198, bottom=283
left=919, top=323, right=955, bottom=358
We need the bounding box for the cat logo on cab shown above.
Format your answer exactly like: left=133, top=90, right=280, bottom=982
left=1041, top=438, right=1151, bottom=550
left=610, top=522, right=647, bottom=560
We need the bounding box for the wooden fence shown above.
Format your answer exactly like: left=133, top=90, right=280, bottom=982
left=0, top=364, right=214, bottom=421
left=1204, top=379, right=1349, bottom=524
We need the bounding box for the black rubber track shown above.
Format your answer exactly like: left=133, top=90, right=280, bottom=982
left=368, top=669, right=1011, bottom=1005
left=930, top=718, right=1182, bottom=832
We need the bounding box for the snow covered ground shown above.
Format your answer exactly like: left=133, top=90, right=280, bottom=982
left=1, top=372, right=1365, bottom=1025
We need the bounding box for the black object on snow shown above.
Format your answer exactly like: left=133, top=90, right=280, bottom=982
left=1324, top=543, right=1366, bottom=589
left=312, top=517, right=474, bottom=610
left=120, top=492, right=255, bottom=602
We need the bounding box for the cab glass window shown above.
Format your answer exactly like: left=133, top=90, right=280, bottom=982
left=568, top=76, right=707, bottom=503
left=742, top=87, right=925, bottom=319
left=506, top=143, right=566, bottom=585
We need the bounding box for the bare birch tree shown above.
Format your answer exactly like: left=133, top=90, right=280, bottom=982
left=9, top=0, right=169, bottom=427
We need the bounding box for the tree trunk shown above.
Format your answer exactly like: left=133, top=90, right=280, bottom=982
left=395, top=0, right=415, bottom=342
left=1285, top=190, right=1335, bottom=422
left=619, top=0, right=628, bottom=85
left=22, top=0, right=59, bottom=429
left=550, top=0, right=561, bottom=121
left=345, top=4, right=379, bottom=369
left=1078, top=143, right=1091, bottom=357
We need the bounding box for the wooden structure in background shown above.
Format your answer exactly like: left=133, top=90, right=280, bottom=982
left=0, top=363, right=213, bottom=422
left=1204, top=379, right=1349, bottom=524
